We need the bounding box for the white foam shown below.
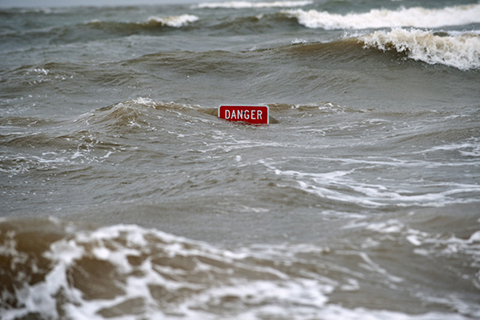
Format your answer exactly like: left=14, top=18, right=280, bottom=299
left=292, top=38, right=307, bottom=44
left=469, top=231, right=480, bottom=243
left=282, top=4, right=480, bottom=29
left=45, top=238, right=84, bottom=265
left=195, top=1, right=312, bottom=9
left=360, top=29, right=480, bottom=70
left=148, top=14, right=199, bottom=28
left=358, top=252, right=404, bottom=283
left=265, top=160, right=480, bottom=208
left=358, top=218, right=480, bottom=272
left=2, top=223, right=477, bottom=320
left=418, top=139, right=480, bottom=156
left=189, top=279, right=331, bottom=311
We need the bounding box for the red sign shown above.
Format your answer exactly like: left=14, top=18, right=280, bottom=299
left=218, top=105, right=269, bottom=125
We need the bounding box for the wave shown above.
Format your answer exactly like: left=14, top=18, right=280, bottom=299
left=195, top=1, right=313, bottom=9
left=0, top=14, right=200, bottom=48
left=146, top=14, right=199, bottom=28
left=282, top=4, right=480, bottom=29
left=1, top=218, right=477, bottom=320
left=359, top=29, right=480, bottom=70
left=0, top=219, right=332, bottom=320
left=282, top=28, right=480, bottom=71
left=79, top=98, right=196, bottom=131
left=87, top=14, right=199, bottom=31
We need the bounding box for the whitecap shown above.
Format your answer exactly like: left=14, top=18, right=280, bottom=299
left=360, top=29, right=480, bottom=70
left=283, top=4, right=480, bottom=29
left=1, top=222, right=476, bottom=320
left=195, top=1, right=313, bottom=9
left=147, top=14, right=199, bottom=28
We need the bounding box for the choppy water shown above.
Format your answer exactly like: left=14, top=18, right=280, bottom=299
left=1, top=1, right=480, bottom=319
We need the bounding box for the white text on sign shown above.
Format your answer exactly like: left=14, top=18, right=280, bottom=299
left=224, top=109, right=262, bottom=121
left=218, top=105, right=269, bottom=125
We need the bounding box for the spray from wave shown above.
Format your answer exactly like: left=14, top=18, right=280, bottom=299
left=359, top=29, right=480, bottom=70
left=283, top=4, right=480, bottom=29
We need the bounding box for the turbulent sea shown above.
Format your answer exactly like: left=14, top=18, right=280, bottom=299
left=1, top=0, right=480, bottom=319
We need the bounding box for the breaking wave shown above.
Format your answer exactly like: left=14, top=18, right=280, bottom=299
left=360, top=29, right=480, bottom=70
left=86, top=14, right=199, bottom=32
left=195, top=1, right=313, bottom=9
left=282, top=4, right=480, bottom=29
left=146, top=14, right=199, bottom=28
left=1, top=219, right=477, bottom=320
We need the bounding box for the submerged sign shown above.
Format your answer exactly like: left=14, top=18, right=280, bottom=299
left=218, top=105, right=269, bottom=124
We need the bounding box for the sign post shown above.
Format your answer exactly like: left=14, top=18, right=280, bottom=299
left=218, top=105, right=269, bottom=125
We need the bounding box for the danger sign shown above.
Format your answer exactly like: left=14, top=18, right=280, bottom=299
left=218, top=105, right=269, bottom=125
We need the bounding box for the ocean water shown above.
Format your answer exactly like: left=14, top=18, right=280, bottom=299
left=1, top=0, right=480, bottom=319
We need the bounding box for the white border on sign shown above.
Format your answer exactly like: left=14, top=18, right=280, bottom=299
left=218, top=105, right=270, bottom=124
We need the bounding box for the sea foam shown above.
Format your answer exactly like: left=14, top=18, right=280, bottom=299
left=147, top=14, right=199, bottom=28
left=360, top=29, right=480, bottom=70
left=1, top=221, right=475, bottom=320
left=283, top=4, right=480, bottom=29
left=195, top=1, right=312, bottom=9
